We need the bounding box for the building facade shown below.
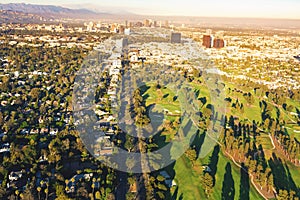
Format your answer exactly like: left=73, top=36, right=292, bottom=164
left=171, top=32, right=181, bottom=43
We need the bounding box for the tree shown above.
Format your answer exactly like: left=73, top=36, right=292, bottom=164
left=124, top=135, right=135, bottom=152
left=15, top=190, right=20, bottom=199
left=277, top=190, right=289, bottom=200
left=30, top=88, right=40, bottom=100
left=56, top=184, right=71, bottom=200
left=185, top=149, right=197, bottom=166
left=76, top=186, right=89, bottom=199
left=37, top=187, right=41, bottom=200
left=267, top=174, right=274, bottom=193
left=92, top=178, right=96, bottom=196
left=0, top=112, right=4, bottom=127
left=156, top=191, right=165, bottom=199
left=202, top=172, right=213, bottom=197
left=126, top=157, right=136, bottom=172
left=44, top=185, right=49, bottom=200
left=106, top=192, right=115, bottom=200
left=0, top=186, right=5, bottom=199
left=95, top=191, right=101, bottom=200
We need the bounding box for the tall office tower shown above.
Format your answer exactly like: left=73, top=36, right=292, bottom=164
left=159, top=21, right=162, bottom=28
left=165, top=20, right=169, bottom=27
left=119, top=26, right=125, bottom=34
left=125, top=20, right=128, bottom=28
left=124, top=28, right=131, bottom=35
left=122, top=38, right=128, bottom=49
left=153, top=21, right=157, bottom=27
left=171, top=32, right=182, bottom=43
left=213, top=38, right=225, bottom=48
left=206, top=29, right=212, bottom=35
left=144, top=19, right=150, bottom=27
left=110, top=24, right=116, bottom=32
left=136, top=22, right=143, bottom=27
left=203, top=35, right=212, bottom=48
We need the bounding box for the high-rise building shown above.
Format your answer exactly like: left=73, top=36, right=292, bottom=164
left=119, top=25, right=125, bottom=34
left=171, top=32, right=181, bottom=43
left=122, top=38, right=128, bottom=49
left=144, top=19, right=150, bottom=27
left=213, top=38, right=225, bottom=48
left=203, top=35, right=212, bottom=48
left=124, top=28, right=131, bottom=35
left=159, top=21, right=162, bottom=28
left=135, top=22, right=143, bottom=27
left=110, top=24, right=116, bottom=32
left=165, top=20, right=169, bottom=27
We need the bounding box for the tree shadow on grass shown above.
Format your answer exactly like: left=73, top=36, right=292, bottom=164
left=268, top=153, right=289, bottom=191
left=171, top=186, right=179, bottom=199
left=208, top=145, right=220, bottom=186
left=239, top=163, right=250, bottom=200
left=268, top=153, right=299, bottom=195
left=222, top=162, right=235, bottom=200
left=178, top=193, right=183, bottom=200
left=190, top=130, right=206, bottom=159
left=285, top=164, right=300, bottom=196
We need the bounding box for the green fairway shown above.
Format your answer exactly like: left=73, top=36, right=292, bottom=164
left=172, top=155, right=206, bottom=200
left=171, top=150, right=264, bottom=200
left=256, top=134, right=274, bottom=150
left=286, top=162, right=300, bottom=189
left=142, top=79, right=299, bottom=200
left=143, top=83, right=181, bottom=114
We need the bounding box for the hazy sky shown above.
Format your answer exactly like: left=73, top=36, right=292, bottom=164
left=2, top=0, right=300, bottom=19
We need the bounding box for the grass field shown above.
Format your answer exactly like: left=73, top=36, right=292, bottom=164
left=171, top=151, right=263, bottom=200
left=285, top=124, right=300, bottom=141
left=143, top=83, right=181, bottom=121
left=286, top=162, right=300, bottom=189
left=140, top=78, right=299, bottom=200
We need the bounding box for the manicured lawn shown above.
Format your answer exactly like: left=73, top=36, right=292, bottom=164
left=207, top=152, right=263, bottom=200
left=256, top=134, right=274, bottom=149
left=143, top=79, right=299, bottom=200
left=173, top=155, right=206, bottom=200
left=143, top=84, right=181, bottom=115
left=285, top=124, right=300, bottom=141
left=171, top=150, right=264, bottom=200
left=286, top=163, right=300, bottom=189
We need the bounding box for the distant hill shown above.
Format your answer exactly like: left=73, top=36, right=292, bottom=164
left=0, top=3, right=107, bottom=19
left=0, top=10, right=49, bottom=24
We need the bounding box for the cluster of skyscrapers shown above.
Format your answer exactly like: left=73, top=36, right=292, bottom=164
left=203, top=34, right=225, bottom=48
left=124, top=19, right=169, bottom=28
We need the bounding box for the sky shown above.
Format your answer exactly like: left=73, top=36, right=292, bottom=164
left=2, top=0, right=300, bottom=19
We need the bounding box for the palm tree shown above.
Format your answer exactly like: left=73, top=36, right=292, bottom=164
left=15, top=190, right=19, bottom=200
left=92, top=178, right=96, bottom=196
left=45, top=182, right=49, bottom=200
left=37, top=187, right=41, bottom=200
left=44, top=188, right=49, bottom=200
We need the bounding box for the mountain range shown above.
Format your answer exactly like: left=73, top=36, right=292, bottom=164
left=1, top=3, right=300, bottom=29
left=0, top=3, right=110, bottom=20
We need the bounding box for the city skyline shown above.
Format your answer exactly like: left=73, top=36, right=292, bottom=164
left=1, top=0, right=300, bottom=19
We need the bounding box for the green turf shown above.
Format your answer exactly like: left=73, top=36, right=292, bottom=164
left=286, top=162, right=300, bottom=189
left=173, top=155, right=206, bottom=200
left=172, top=151, right=264, bottom=200
left=256, top=133, right=274, bottom=151
left=141, top=79, right=299, bottom=200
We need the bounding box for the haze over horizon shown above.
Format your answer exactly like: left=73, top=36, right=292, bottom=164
left=1, top=0, right=300, bottom=19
